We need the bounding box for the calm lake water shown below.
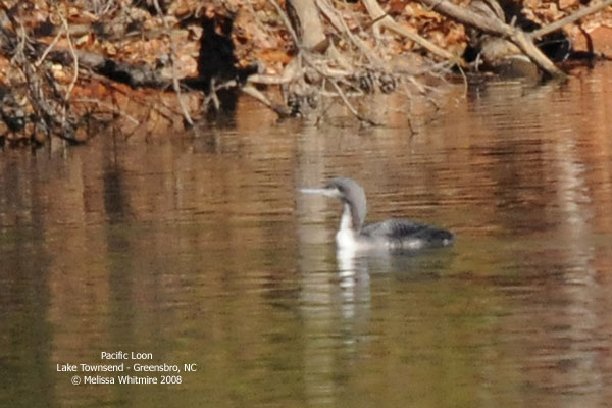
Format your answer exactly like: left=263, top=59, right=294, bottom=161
left=1, top=64, right=611, bottom=407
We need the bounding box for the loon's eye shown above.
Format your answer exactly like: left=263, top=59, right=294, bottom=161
left=325, top=182, right=342, bottom=192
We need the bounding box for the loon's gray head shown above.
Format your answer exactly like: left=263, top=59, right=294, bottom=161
left=301, top=177, right=367, bottom=231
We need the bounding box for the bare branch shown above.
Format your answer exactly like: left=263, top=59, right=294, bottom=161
left=315, top=0, right=380, bottom=63
left=73, top=98, right=140, bottom=125
left=361, top=0, right=458, bottom=62
left=152, top=0, right=193, bottom=126
left=530, top=0, right=612, bottom=41
left=248, top=73, right=295, bottom=85
left=241, top=85, right=292, bottom=117
left=55, top=8, right=78, bottom=103
left=266, top=0, right=301, bottom=47
left=329, top=78, right=380, bottom=125
left=418, top=0, right=567, bottom=79
left=35, top=28, right=63, bottom=67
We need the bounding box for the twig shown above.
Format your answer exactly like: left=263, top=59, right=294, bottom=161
left=152, top=0, right=193, bottom=126
left=72, top=98, right=140, bottom=125
left=241, top=85, right=292, bottom=117
left=11, top=11, right=26, bottom=63
left=361, top=0, right=458, bottom=62
left=266, top=0, right=301, bottom=47
left=11, top=13, right=78, bottom=142
left=329, top=79, right=380, bottom=125
left=530, top=0, right=612, bottom=41
left=55, top=8, right=78, bottom=103
left=455, top=63, right=468, bottom=97
left=247, top=73, right=295, bottom=85
left=35, top=28, right=63, bottom=67
left=315, top=0, right=380, bottom=63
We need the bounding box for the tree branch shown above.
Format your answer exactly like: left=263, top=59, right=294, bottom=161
left=418, top=0, right=567, bottom=79
left=315, top=0, right=380, bottom=63
left=152, top=0, right=193, bottom=126
left=242, top=85, right=293, bottom=117
left=329, top=79, right=380, bottom=125
left=361, top=0, right=458, bottom=62
left=529, top=0, right=612, bottom=41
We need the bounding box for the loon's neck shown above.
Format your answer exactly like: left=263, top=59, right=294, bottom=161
left=336, top=203, right=360, bottom=249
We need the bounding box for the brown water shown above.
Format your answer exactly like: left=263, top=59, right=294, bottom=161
left=1, top=64, right=611, bottom=408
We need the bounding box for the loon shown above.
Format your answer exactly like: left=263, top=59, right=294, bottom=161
left=301, top=177, right=454, bottom=251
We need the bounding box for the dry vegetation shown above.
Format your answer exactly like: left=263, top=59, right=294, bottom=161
left=0, top=0, right=610, bottom=147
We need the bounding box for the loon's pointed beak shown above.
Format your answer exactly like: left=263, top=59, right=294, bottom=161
left=300, top=187, right=341, bottom=198
left=300, top=188, right=327, bottom=195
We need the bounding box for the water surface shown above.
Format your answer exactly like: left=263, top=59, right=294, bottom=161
left=1, top=64, right=612, bottom=407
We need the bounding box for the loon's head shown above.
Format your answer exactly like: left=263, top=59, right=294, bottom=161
left=301, top=177, right=454, bottom=252
left=301, top=177, right=367, bottom=231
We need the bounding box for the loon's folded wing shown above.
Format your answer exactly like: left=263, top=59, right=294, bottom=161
left=361, top=218, right=454, bottom=248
